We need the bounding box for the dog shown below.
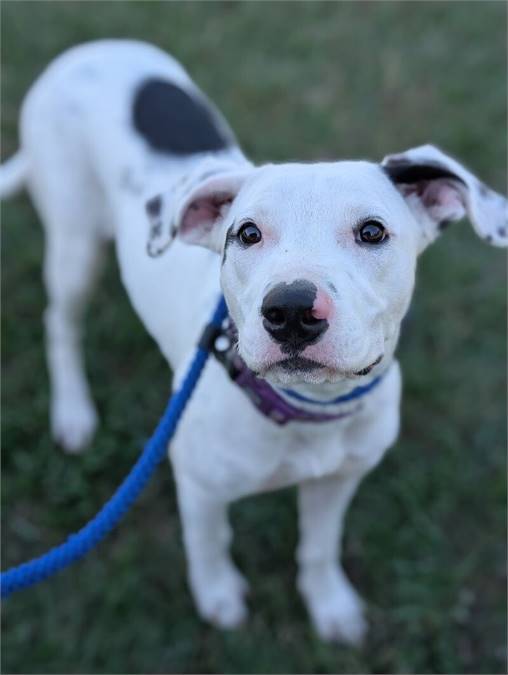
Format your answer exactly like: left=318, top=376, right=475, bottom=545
left=1, top=39, right=506, bottom=644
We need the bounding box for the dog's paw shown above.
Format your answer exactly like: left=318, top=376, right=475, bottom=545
left=51, top=396, right=98, bottom=453
left=309, top=595, right=367, bottom=645
left=204, top=592, right=248, bottom=630
left=191, top=563, right=249, bottom=630
left=298, top=564, right=367, bottom=646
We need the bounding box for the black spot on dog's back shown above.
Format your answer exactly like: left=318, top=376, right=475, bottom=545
left=132, top=78, right=232, bottom=155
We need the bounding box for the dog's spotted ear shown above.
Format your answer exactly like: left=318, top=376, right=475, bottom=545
left=145, top=162, right=252, bottom=257
left=382, top=144, right=508, bottom=252
left=145, top=193, right=173, bottom=257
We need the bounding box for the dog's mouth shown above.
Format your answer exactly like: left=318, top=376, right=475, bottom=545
left=276, top=356, right=324, bottom=373
left=258, top=353, right=384, bottom=383
left=258, top=356, right=332, bottom=385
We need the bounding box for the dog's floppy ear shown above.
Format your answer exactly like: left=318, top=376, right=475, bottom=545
left=382, top=144, right=508, bottom=252
left=145, top=161, right=252, bottom=257
left=174, top=171, right=251, bottom=249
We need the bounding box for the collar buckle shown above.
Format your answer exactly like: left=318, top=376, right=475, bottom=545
left=199, top=318, right=242, bottom=380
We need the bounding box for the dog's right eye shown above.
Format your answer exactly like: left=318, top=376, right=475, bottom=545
left=357, top=220, right=388, bottom=245
left=238, top=222, right=262, bottom=246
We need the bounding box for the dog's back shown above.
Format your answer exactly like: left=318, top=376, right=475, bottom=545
left=17, top=40, right=232, bottom=222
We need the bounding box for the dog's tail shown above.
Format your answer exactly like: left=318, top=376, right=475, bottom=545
left=0, top=151, right=28, bottom=199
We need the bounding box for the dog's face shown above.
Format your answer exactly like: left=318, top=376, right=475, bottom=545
left=147, top=145, right=507, bottom=385
left=216, top=161, right=418, bottom=385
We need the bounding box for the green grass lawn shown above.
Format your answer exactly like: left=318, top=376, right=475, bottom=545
left=1, top=2, right=506, bottom=673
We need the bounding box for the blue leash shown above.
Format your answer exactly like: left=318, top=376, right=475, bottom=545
left=1, top=296, right=228, bottom=599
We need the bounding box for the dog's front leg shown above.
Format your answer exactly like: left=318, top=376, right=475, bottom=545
left=297, top=471, right=367, bottom=645
left=175, top=476, right=249, bottom=629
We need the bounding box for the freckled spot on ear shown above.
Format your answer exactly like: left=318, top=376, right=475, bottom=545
left=327, top=282, right=337, bottom=294
left=497, top=226, right=507, bottom=237
left=485, top=235, right=493, bottom=243
left=146, top=194, right=162, bottom=218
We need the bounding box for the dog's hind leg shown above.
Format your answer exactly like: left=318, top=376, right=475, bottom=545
left=42, top=214, right=107, bottom=453
left=17, top=77, right=111, bottom=452
left=25, top=152, right=109, bottom=453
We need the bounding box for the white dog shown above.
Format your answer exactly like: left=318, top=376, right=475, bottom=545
left=1, top=40, right=506, bottom=644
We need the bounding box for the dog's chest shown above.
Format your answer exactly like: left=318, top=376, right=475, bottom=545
left=172, top=361, right=401, bottom=499
left=258, top=434, right=350, bottom=491
left=254, top=409, right=396, bottom=493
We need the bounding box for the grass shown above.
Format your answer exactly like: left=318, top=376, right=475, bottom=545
left=1, top=2, right=506, bottom=673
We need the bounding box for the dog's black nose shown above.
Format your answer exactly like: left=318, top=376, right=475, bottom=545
left=261, top=280, right=328, bottom=352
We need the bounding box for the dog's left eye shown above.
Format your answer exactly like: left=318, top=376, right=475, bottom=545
left=238, top=222, right=262, bottom=246
left=357, top=220, right=388, bottom=245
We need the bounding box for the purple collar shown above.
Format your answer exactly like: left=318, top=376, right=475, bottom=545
left=230, top=352, right=362, bottom=425
left=201, top=318, right=385, bottom=426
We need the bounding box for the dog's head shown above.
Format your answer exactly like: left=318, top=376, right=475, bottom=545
left=147, top=145, right=507, bottom=386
